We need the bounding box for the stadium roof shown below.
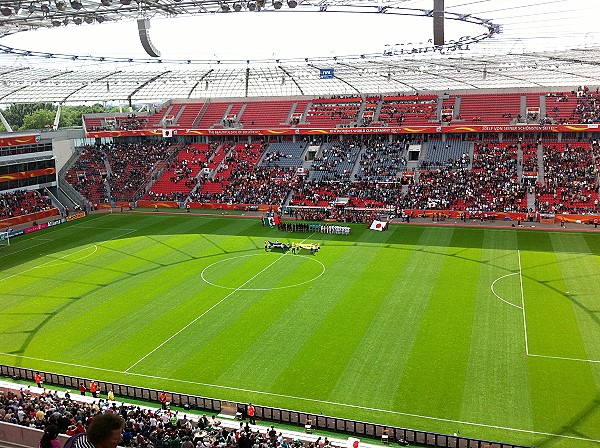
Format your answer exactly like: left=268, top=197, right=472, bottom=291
left=0, top=0, right=599, bottom=102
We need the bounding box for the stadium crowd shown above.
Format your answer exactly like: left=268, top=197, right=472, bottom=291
left=65, top=146, right=110, bottom=204
left=0, top=386, right=337, bottom=448
left=60, top=134, right=600, bottom=219
left=0, top=189, right=53, bottom=219
left=105, top=142, right=174, bottom=202
left=537, top=143, right=599, bottom=213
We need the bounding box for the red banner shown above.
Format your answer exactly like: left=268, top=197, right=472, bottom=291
left=0, top=167, right=56, bottom=183
left=85, top=123, right=594, bottom=138
left=0, top=208, right=58, bottom=230
left=0, top=135, right=40, bottom=147
left=188, top=203, right=272, bottom=211
left=136, top=200, right=179, bottom=209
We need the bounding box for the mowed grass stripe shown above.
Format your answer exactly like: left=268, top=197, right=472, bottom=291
left=211, top=244, right=358, bottom=393
left=50, top=233, right=260, bottom=368
left=395, top=228, right=481, bottom=422
left=550, top=233, right=600, bottom=361
left=0, top=223, right=142, bottom=294
left=11, top=227, right=256, bottom=365
left=522, top=238, right=588, bottom=359
left=518, top=232, right=600, bottom=444
left=460, top=230, right=533, bottom=438
left=267, top=228, right=403, bottom=400
left=125, top=235, right=306, bottom=378
left=329, top=227, right=454, bottom=414
left=167, top=253, right=328, bottom=386
left=0, top=237, right=140, bottom=342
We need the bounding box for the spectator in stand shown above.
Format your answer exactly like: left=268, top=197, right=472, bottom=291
left=0, top=190, right=52, bottom=219
left=66, top=412, right=124, bottom=448
left=39, top=424, right=60, bottom=448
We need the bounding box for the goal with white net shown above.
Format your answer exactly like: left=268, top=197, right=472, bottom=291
left=0, top=231, right=10, bottom=246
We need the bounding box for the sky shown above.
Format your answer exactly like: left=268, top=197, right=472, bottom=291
left=0, top=0, right=599, bottom=68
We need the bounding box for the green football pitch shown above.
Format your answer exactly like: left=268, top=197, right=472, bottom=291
left=2, top=212, right=600, bottom=448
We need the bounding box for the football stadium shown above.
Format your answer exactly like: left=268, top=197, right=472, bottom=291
left=1, top=1, right=600, bottom=448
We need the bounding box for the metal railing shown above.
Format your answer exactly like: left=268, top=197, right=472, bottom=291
left=0, top=365, right=530, bottom=448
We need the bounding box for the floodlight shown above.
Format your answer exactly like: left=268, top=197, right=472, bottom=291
left=41, top=4, right=51, bottom=13
left=256, top=0, right=265, bottom=7
left=120, top=0, right=132, bottom=4
left=247, top=2, right=256, bottom=10
left=73, top=16, right=82, bottom=24
left=101, top=0, right=111, bottom=5
left=70, top=0, right=82, bottom=10
left=287, top=0, right=297, bottom=8
left=55, top=1, right=67, bottom=11
left=96, top=15, right=104, bottom=22
left=84, top=15, right=94, bottom=23
left=221, top=3, right=230, bottom=12
left=1, top=7, right=12, bottom=16
left=52, top=20, right=62, bottom=26
left=233, top=3, right=242, bottom=11
left=273, top=0, right=282, bottom=9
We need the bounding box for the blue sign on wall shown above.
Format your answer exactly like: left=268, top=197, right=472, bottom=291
left=319, top=68, right=335, bottom=79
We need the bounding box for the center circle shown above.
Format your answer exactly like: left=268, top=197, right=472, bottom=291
left=201, top=253, right=325, bottom=291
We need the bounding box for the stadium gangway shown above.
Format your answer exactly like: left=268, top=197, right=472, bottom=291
left=0, top=364, right=532, bottom=448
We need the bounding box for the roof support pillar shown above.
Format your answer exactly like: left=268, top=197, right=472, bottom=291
left=433, top=0, right=444, bottom=46
left=52, top=104, right=62, bottom=131
left=0, top=109, right=13, bottom=132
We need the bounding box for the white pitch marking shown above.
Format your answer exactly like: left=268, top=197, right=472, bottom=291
left=125, top=233, right=317, bottom=372
left=490, top=272, right=522, bottom=309
left=528, top=352, right=600, bottom=363
left=201, top=253, right=325, bottom=291
left=42, top=245, right=98, bottom=268
left=74, top=226, right=137, bottom=231
left=0, top=351, right=598, bottom=445
left=0, top=227, right=137, bottom=282
left=518, top=249, right=530, bottom=355
left=0, top=239, right=53, bottom=259
left=125, top=251, right=288, bottom=372
left=513, top=250, right=600, bottom=363
left=0, top=245, right=100, bottom=283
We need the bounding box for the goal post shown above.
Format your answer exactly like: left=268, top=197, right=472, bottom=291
left=0, top=231, right=10, bottom=246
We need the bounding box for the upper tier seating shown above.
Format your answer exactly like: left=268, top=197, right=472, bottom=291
left=196, top=102, right=230, bottom=128
left=239, top=100, right=296, bottom=128
left=453, top=93, right=521, bottom=124
left=174, top=103, right=207, bottom=128
left=297, top=97, right=362, bottom=128
left=378, top=95, right=437, bottom=126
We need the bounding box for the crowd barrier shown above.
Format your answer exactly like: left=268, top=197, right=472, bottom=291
left=0, top=208, right=59, bottom=229
left=0, top=365, right=531, bottom=448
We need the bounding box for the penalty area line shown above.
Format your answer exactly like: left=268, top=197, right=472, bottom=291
left=0, top=352, right=598, bottom=445
left=0, top=244, right=98, bottom=283
left=0, top=238, right=54, bottom=259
